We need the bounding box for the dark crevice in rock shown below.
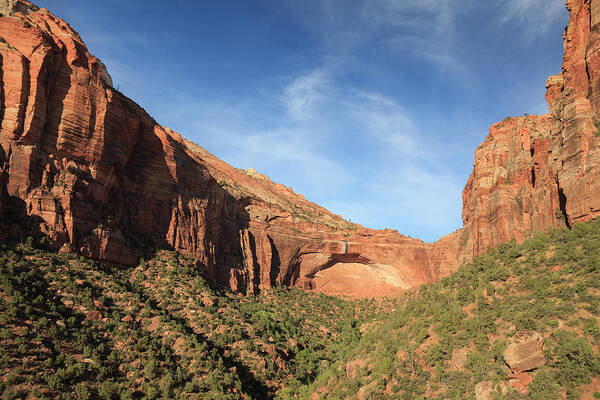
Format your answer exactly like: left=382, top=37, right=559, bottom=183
left=531, top=167, right=536, bottom=188
left=268, top=235, right=280, bottom=287
left=283, top=248, right=302, bottom=287
left=15, top=56, right=30, bottom=138
left=0, top=53, right=4, bottom=132
left=246, top=230, right=261, bottom=295
left=558, top=184, right=571, bottom=229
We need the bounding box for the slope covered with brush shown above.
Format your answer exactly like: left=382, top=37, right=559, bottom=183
left=292, top=219, right=600, bottom=399
left=0, top=241, right=379, bottom=398
left=3, top=221, right=600, bottom=398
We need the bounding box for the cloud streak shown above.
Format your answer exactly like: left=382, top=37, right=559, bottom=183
left=499, top=0, right=565, bottom=39
left=158, top=67, right=464, bottom=241
left=49, top=0, right=567, bottom=242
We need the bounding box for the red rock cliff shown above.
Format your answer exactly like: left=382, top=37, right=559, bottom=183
left=462, top=0, right=600, bottom=258
left=0, top=0, right=596, bottom=298
left=0, top=0, right=461, bottom=298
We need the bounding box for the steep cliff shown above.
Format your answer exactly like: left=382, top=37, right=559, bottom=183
left=0, top=0, right=597, bottom=298
left=462, top=0, right=600, bottom=258
left=0, top=0, right=460, bottom=297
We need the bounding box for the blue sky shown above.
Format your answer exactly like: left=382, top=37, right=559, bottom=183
left=35, top=0, right=568, bottom=242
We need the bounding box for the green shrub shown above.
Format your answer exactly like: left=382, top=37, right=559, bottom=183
left=74, top=384, right=91, bottom=400
left=528, top=370, right=560, bottom=400
left=551, top=330, right=600, bottom=386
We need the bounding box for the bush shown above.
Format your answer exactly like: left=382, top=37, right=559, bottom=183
left=74, top=384, right=91, bottom=400
left=528, top=370, right=560, bottom=400
left=98, top=380, right=120, bottom=400
left=551, top=330, right=600, bottom=386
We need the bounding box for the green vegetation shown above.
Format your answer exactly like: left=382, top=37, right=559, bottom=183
left=0, top=240, right=376, bottom=398
left=3, top=219, right=600, bottom=398
left=291, top=219, right=600, bottom=399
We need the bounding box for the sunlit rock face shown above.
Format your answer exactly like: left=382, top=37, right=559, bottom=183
left=0, top=0, right=598, bottom=298
left=0, top=1, right=462, bottom=297
left=462, top=0, right=600, bottom=258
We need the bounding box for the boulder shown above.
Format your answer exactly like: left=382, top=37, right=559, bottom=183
left=503, top=331, right=545, bottom=372
left=450, top=347, right=469, bottom=370
left=357, top=381, right=378, bottom=400
left=475, top=381, right=509, bottom=400
left=345, top=358, right=367, bottom=379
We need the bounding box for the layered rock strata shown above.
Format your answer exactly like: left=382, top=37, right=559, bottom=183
left=462, top=0, right=600, bottom=257
left=0, top=0, right=597, bottom=297
left=0, top=1, right=460, bottom=297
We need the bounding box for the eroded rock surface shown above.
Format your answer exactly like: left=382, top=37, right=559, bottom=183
left=449, top=348, right=469, bottom=370
left=0, top=1, right=462, bottom=297
left=474, top=381, right=509, bottom=400
left=1, top=0, right=599, bottom=297
left=463, top=0, right=600, bottom=258
left=503, top=331, right=545, bottom=373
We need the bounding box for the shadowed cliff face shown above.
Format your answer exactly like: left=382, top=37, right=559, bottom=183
left=0, top=0, right=597, bottom=298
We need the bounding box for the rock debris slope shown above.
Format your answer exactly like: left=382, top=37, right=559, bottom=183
left=0, top=0, right=597, bottom=297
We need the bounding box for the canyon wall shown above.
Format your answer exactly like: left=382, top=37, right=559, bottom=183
left=0, top=0, right=458, bottom=297
left=0, top=0, right=597, bottom=297
left=462, top=0, right=600, bottom=258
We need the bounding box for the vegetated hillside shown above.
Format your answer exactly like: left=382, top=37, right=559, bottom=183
left=293, top=219, right=600, bottom=400
left=0, top=241, right=384, bottom=399
left=3, top=221, right=600, bottom=399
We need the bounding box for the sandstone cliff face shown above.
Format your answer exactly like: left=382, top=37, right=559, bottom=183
left=462, top=0, right=600, bottom=258
left=0, top=0, right=597, bottom=298
left=461, top=115, right=562, bottom=257
left=0, top=1, right=459, bottom=298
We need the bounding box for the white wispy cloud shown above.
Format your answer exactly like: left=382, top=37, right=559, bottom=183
left=281, top=0, right=477, bottom=86
left=499, top=0, right=566, bottom=39
left=359, top=0, right=461, bottom=35
left=345, top=91, right=421, bottom=156
left=158, top=68, right=463, bottom=240
left=283, top=69, right=330, bottom=122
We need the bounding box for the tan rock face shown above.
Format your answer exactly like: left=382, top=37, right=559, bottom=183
left=503, top=331, right=545, bottom=373
left=0, top=0, right=598, bottom=297
left=0, top=0, right=36, bottom=16
left=461, top=114, right=561, bottom=257
left=474, top=381, right=509, bottom=400
left=345, top=358, right=367, bottom=379
left=449, top=347, right=469, bottom=370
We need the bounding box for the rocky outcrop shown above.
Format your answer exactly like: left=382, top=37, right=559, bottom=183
left=0, top=1, right=462, bottom=297
left=449, top=348, right=469, bottom=370
left=0, top=0, right=36, bottom=16
left=503, top=331, right=545, bottom=373
left=461, top=115, right=562, bottom=256
left=1, top=0, right=599, bottom=297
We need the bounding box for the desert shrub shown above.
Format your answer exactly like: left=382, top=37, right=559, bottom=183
left=528, top=370, right=561, bottom=400
left=550, top=330, right=600, bottom=387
